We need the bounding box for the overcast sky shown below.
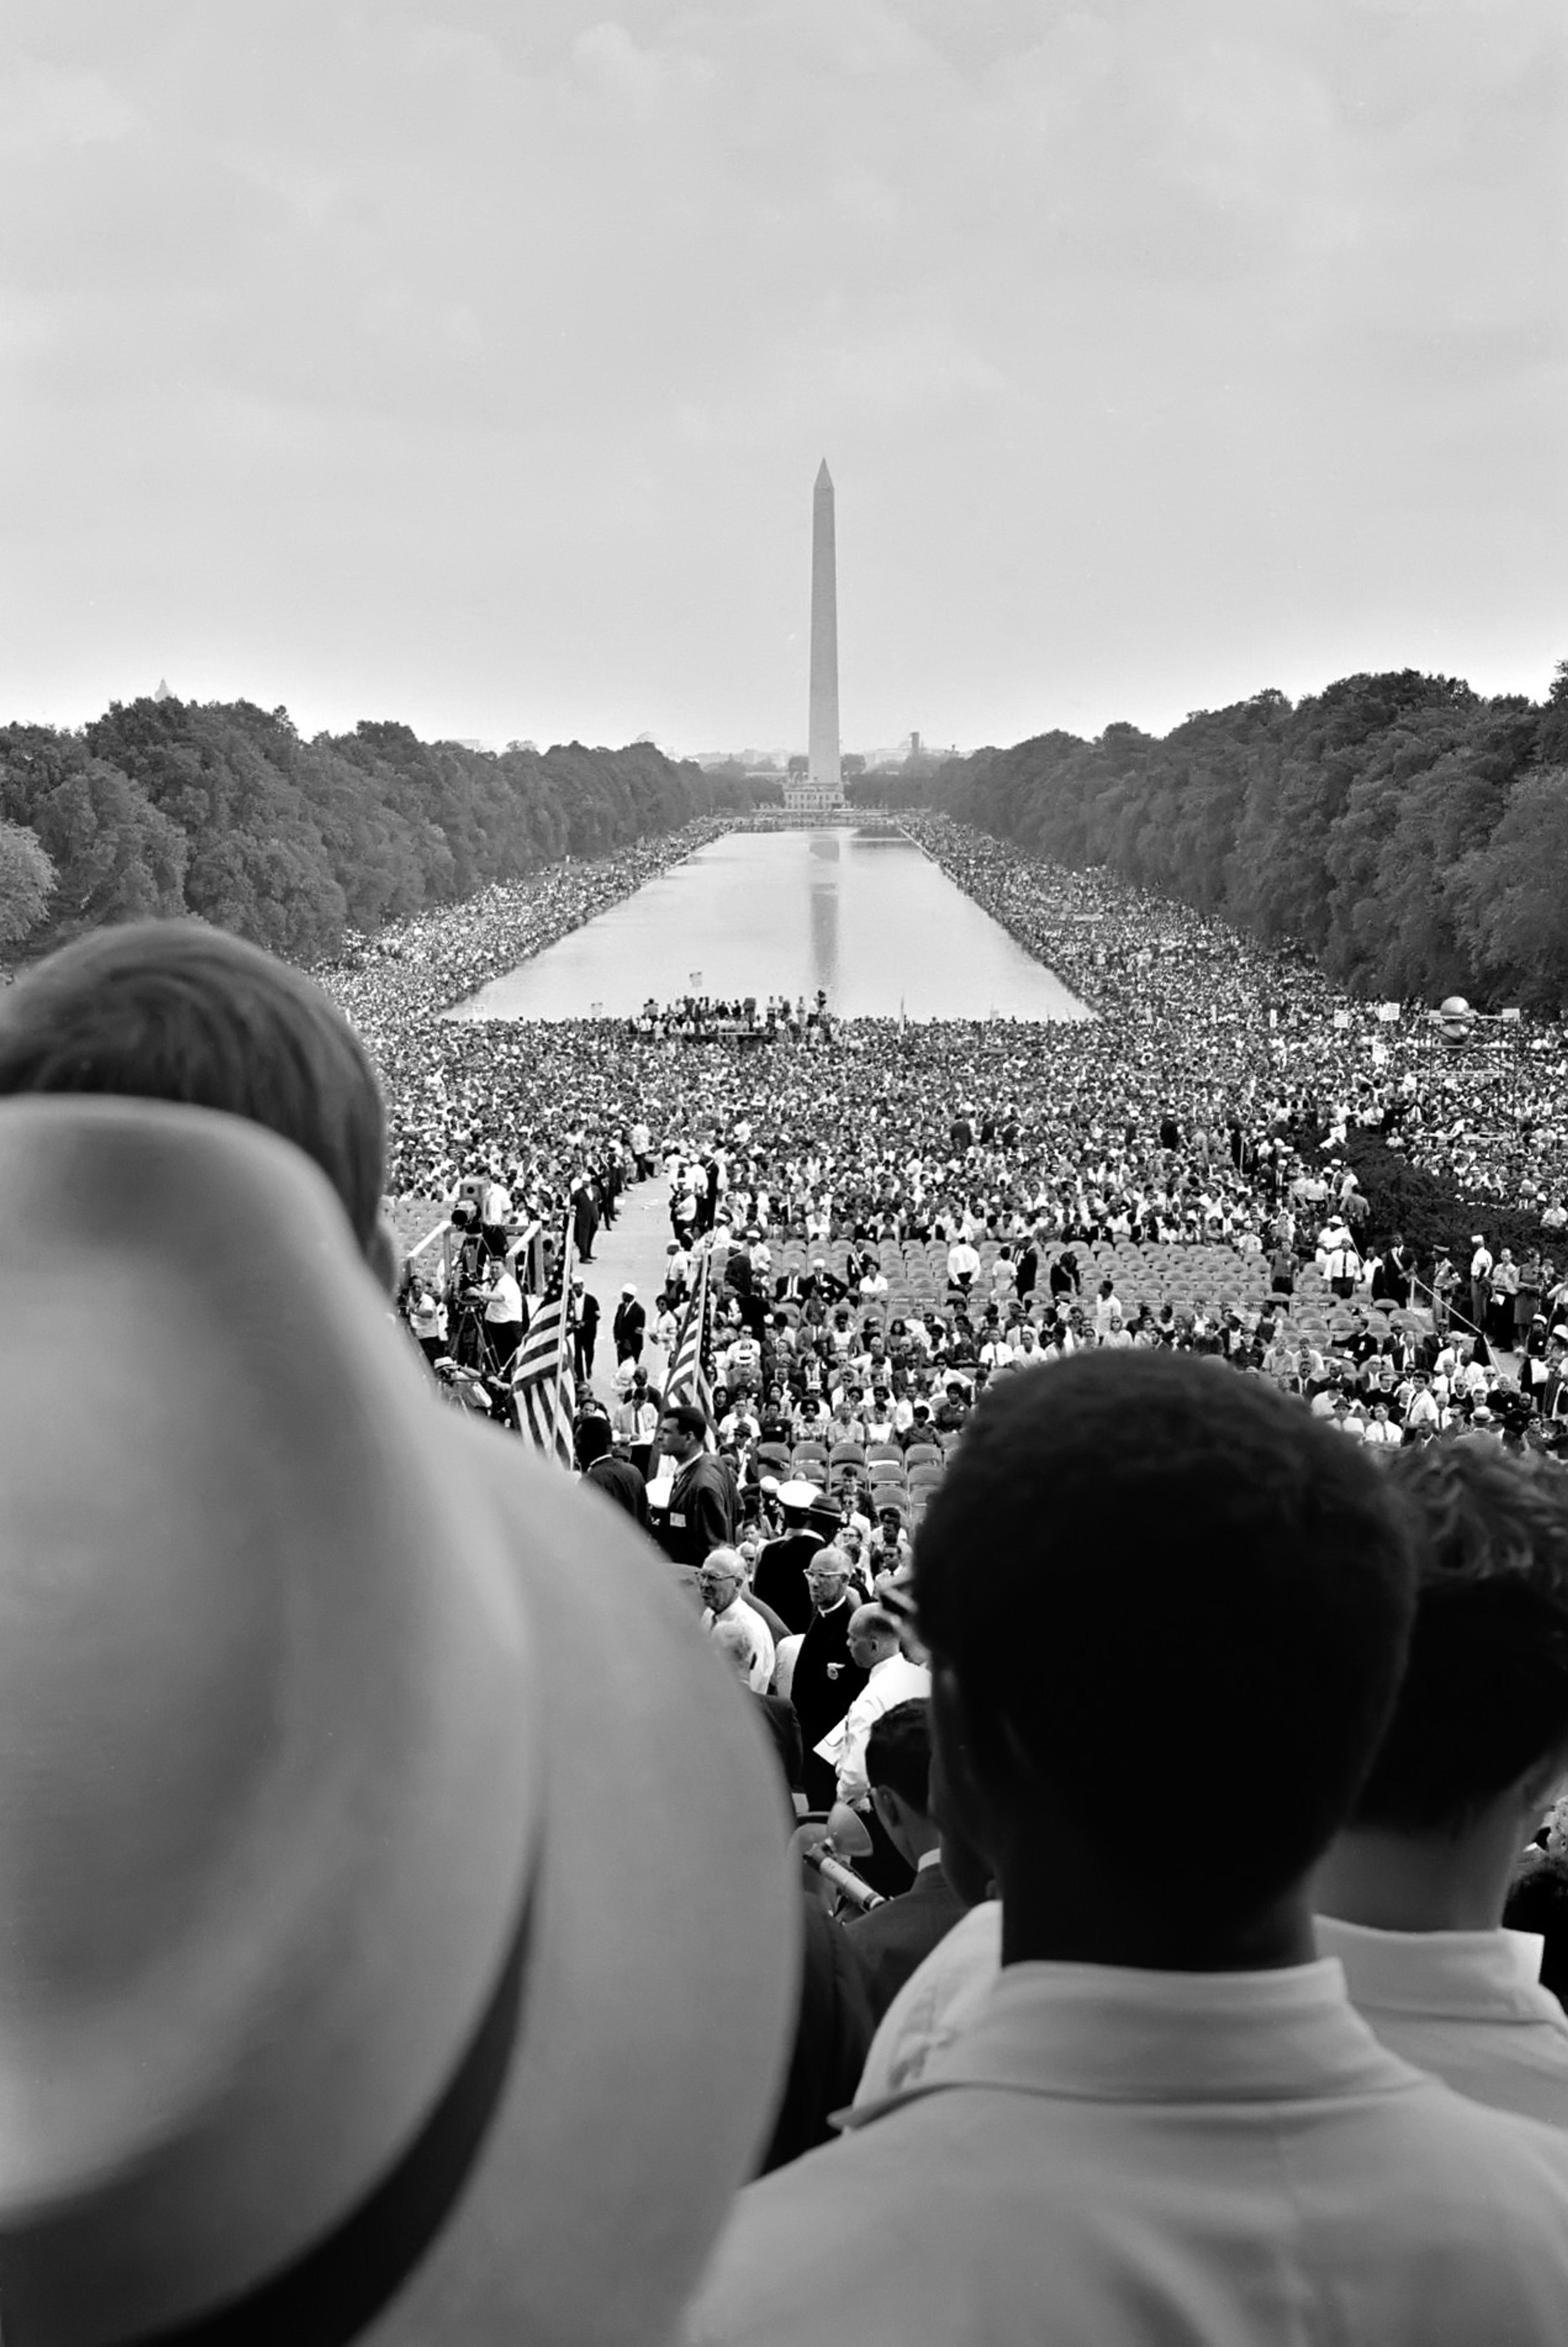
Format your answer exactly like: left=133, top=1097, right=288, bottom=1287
left=2, top=1, right=1562, bottom=756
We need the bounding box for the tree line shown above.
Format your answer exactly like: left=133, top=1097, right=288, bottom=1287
left=893, top=665, right=1568, bottom=1013
left=0, top=699, right=742, bottom=963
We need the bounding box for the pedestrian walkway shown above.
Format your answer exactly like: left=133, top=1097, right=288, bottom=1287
left=578, top=1174, right=677, bottom=1405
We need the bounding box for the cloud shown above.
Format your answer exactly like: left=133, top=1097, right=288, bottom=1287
left=0, top=58, right=137, bottom=158
left=0, top=0, right=1561, bottom=751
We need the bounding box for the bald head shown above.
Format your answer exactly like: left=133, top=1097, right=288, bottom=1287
left=847, top=1604, right=901, bottom=1667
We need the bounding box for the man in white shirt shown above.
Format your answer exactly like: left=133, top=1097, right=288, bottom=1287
left=688, top=1352, right=1568, bottom=2347
left=612, top=1371, right=661, bottom=1476
left=1325, top=1234, right=1363, bottom=1301
left=479, top=1254, right=524, bottom=1373
left=1315, top=1441, right=1568, bottom=2126
left=1404, top=1374, right=1442, bottom=1433
left=945, top=1237, right=980, bottom=1297
left=1470, top=1235, right=1495, bottom=1340
left=813, top=1606, right=931, bottom=1807
left=480, top=1169, right=512, bottom=1256
left=697, top=1548, right=775, bottom=1694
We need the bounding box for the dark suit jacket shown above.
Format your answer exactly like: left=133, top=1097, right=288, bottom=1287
left=757, top=1894, right=873, bottom=2176
left=658, top=1453, right=735, bottom=1568
left=752, top=1689, right=804, bottom=1808
left=584, top=1454, right=648, bottom=1530
left=753, top=1529, right=822, bottom=1635
left=793, top=1599, right=869, bottom=1810
left=840, top=1860, right=968, bottom=2023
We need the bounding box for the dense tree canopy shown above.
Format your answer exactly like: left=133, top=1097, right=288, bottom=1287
left=0, top=819, right=57, bottom=947
left=0, top=700, right=727, bottom=964
left=907, top=665, right=1568, bottom=1013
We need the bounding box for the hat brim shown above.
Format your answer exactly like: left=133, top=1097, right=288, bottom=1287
left=0, top=1101, right=797, bottom=2347
left=370, top=1423, right=799, bottom=2344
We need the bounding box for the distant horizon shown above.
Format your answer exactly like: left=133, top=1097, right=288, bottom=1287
left=6, top=645, right=1560, bottom=770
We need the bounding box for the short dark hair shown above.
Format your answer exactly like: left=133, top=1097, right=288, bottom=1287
left=914, top=1352, right=1414, bottom=1920
left=864, top=1699, right=933, bottom=1815
left=1351, top=1443, right=1568, bottom=1833
left=0, top=921, right=385, bottom=1256
left=575, top=1414, right=614, bottom=1468
left=660, top=1401, right=708, bottom=1444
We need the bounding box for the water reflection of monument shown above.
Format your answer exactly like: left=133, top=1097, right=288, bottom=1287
left=808, top=831, right=841, bottom=997
left=785, top=461, right=848, bottom=822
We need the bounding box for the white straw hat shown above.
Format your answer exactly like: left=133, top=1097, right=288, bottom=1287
left=0, top=1100, right=796, bottom=2345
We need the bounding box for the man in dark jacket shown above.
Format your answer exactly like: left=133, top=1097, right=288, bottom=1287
left=792, top=1548, right=869, bottom=1812
left=656, top=1403, right=736, bottom=1577
left=575, top=1412, right=650, bottom=1531
left=753, top=1481, right=827, bottom=1635
left=612, top=1283, right=646, bottom=1364
left=839, top=1699, right=967, bottom=2021
left=572, top=1283, right=601, bottom=1383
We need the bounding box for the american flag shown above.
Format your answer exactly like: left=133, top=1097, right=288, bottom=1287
left=663, top=1243, right=715, bottom=1437
left=513, top=1215, right=577, bottom=1468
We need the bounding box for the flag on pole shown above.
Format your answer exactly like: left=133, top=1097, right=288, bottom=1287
left=663, top=1243, right=715, bottom=1437
left=513, top=1214, right=577, bottom=1468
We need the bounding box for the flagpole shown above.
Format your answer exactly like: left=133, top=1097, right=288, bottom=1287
left=694, top=1243, right=715, bottom=1450
left=645, top=1240, right=708, bottom=1482
left=552, top=1207, right=577, bottom=1461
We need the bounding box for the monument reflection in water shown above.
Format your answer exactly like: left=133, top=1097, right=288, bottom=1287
left=448, top=829, right=1092, bottom=1024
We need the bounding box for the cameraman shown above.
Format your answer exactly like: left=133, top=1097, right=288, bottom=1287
left=475, top=1251, right=525, bottom=1376
left=405, top=1275, right=447, bottom=1370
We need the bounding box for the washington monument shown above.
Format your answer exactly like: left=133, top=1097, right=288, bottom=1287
left=788, top=460, right=846, bottom=817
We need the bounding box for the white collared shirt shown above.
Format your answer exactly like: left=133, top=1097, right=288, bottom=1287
left=812, top=1651, right=931, bottom=1805
left=1316, top=1913, right=1568, bottom=2128
left=853, top=1898, right=1002, bottom=2108
left=700, top=1596, right=775, bottom=1696
left=687, top=1958, right=1568, bottom=2347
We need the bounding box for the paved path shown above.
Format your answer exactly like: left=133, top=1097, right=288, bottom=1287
left=577, top=1175, right=677, bottom=1405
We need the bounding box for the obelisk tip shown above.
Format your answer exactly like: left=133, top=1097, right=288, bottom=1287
left=815, top=458, right=832, bottom=489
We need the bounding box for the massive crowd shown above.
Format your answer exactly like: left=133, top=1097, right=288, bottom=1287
left=315, top=814, right=1568, bottom=1486
left=10, top=900, right=1568, bottom=2343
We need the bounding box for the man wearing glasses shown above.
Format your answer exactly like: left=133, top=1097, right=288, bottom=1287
left=697, top=1549, right=775, bottom=1693
left=793, top=1548, right=871, bottom=1812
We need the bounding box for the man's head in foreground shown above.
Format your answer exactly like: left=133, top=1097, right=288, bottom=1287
left=0, top=920, right=388, bottom=1267
left=1316, top=1438, right=1568, bottom=1934
left=913, top=1351, right=1416, bottom=1972
left=865, top=1698, right=941, bottom=1871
